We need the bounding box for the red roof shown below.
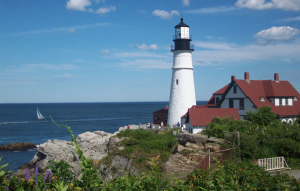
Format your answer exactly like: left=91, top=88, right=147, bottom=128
left=234, top=79, right=300, bottom=116
left=206, top=76, right=300, bottom=117
left=153, top=107, right=168, bottom=114
left=206, top=83, right=229, bottom=107
left=188, top=108, right=240, bottom=126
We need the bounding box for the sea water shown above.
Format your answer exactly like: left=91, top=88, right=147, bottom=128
left=0, top=101, right=206, bottom=172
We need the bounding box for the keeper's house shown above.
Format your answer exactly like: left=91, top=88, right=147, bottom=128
left=184, top=105, right=240, bottom=134
left=206, top=72, right=300, bottom=123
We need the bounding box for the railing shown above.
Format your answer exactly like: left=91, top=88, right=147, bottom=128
left=173, top=35, right=192, bottom=40
left=171, top=44, right=194, bottom=51
left=258, top=157, right=291, bottom=171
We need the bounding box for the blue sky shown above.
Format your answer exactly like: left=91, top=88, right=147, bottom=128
left=1, top=0, right=300, bottom=103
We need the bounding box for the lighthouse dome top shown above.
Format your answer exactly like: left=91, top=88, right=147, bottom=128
left=175, top=18, right=189, bottom=28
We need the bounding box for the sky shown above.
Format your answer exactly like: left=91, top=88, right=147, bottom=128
left=1, top=0, right=300, bottom=103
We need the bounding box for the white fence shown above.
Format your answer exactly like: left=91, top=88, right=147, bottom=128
left=258, top=157, right=291, bottom=171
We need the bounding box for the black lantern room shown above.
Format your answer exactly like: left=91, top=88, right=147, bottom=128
left=171, top=18, right=194, bottom=51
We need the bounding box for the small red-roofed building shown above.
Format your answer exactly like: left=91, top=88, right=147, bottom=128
left=206, top=72, right=300, bottom=123
left=185, top=107, right=240, bottom=134
left=153, top=106, right=168, bottom=125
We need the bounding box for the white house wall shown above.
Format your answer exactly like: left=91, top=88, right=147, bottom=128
left=221, top=84, right=257, bottom=117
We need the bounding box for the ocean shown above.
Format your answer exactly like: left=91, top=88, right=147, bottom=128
left=0, top=101, right=206, bottom=172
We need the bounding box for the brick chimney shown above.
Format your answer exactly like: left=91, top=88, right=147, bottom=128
left=244, top=71, right=249, bottom=81
left=231, top=75, right=236, bottom=82
left=274, top=73, right=279, bottom=81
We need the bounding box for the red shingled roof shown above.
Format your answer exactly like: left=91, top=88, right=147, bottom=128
left=206, top=76, right=300, bottom=117
left=188, top=108, right=240, bottom=127
left=153, top=107, right=168, bottom=114
left=234, top=79, right=300, bottom=116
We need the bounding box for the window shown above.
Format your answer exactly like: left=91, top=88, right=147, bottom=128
left=260, top=97, right=266, bottom=102
left=176, top=79, right=178, bottom=85
left=155, top=116, right=160, bottom=121
left=216, top=97, right=220, bottom=103
left=229, top=99, right=233, bottom=108
left=279, top=99, right=282, bottom=106
left=233, top=85, right=237, bottom=94
left=239, top=99, right=244, bottom=110
left=294, top=97, right=298, bottom=101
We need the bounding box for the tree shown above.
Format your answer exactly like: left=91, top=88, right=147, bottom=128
left=246, top=106, right=278, bottom=126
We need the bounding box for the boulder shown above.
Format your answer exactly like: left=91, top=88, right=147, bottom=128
left=16, top=131, right=113, bottom=178
left=0, top=142, right=36, bottom=151
left=205, top=143, right=221, bottom=152
left=207, top=137, right=224, bottom=145
left=185, top=142, right=203, bottom=150
left=176, top=134, right=208, bottom=145
left=99, top=155, right=140, bottom=182
left=76, top=131, right=112, bottom=160
left=162, top=153, right=198, bottom=173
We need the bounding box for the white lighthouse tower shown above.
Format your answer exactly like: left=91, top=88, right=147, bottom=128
left=167, top=18, right=196, bottom=127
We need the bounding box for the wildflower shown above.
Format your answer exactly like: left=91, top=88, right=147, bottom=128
left=49, top=170, right=52, bottom=185
left=43, top=170, right=51, bottom=184
left=230, top=164, right=233, bottom=166
left=25, top=168, right=30, bottom=182
left=5, top=186, right=9, bottom=191
left=193, top=177, right=196, bottom=181
left=239, top=168, right=242, bottom=171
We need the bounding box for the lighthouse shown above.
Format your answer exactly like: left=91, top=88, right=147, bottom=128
left=167, top=18, right=196, bottom=127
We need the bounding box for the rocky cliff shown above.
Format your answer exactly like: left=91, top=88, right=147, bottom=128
left=16, top=126, right=226, bottom=182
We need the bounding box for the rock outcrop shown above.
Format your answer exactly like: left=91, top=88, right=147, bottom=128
left=98, top=155, right=140, bottom=182
left=0, top=142, right=36, bottom=151
left=16, top=131, right=113, bottom=178
left=163, top=134, right=225, bottom=174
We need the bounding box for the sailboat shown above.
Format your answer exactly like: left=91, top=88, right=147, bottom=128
left=37, top=108, right=45, bottom=120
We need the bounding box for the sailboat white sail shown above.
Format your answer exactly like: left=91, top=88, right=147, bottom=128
left=37, top=108, right=45, bottom=120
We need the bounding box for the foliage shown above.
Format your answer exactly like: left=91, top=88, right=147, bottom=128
left=183, top=162, right=300, bottom=190
left=116, top=129, right=178, bottom=170
left=246, top=106, right=279, bottom=126
left=48, top=160, right=74, bottom=183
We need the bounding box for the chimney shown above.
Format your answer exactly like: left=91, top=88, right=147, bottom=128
left=231, top=75, right=236, bottom=82
left=244, top=71, right=249, bottom=81
left=274, top=73, right=279, bottom=81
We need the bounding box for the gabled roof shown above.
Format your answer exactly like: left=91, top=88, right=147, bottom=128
left=153, top=107, right=168, bottom=114
left=206, top=74, right=300, bottom=117
left=188, top=108, right=240, bottom=127
left=206, top=83, right=229, bottom=107
left=234, top=79, right=300, bottom=116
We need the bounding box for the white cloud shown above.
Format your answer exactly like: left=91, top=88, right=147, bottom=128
left=54, top=73, right=74, bottom=79
left=96, top=5, right=116, bottom=15
left=68, top=28, right=75, bottom=33
left=136, top=44, right=160, bottom=50
left=100, top=49, right=110, bottom=55
left=25, top=64, right=76, bottom=71
left=254, top=26, right=300, bottom=44
left=118, top=59, right=171, bottom=69
left=152, top=10, right=179, bottom=19
left=185, top=6, right=236, bottom=14
left=112, top=51, right=168, bottom=59
left=182, top=0, right=190, bottom=7
left=8, top=22, right=111, bottom=36
left=277, top=16, right=300, bottom=22
left=235, top=0, right=300, bottom=11
left=66, top=0, right=91, bottom=11
left=192, top=41, right=300, bottom=66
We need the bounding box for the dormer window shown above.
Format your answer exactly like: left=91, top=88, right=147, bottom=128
left=260, top=97, right=266, bottom=102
